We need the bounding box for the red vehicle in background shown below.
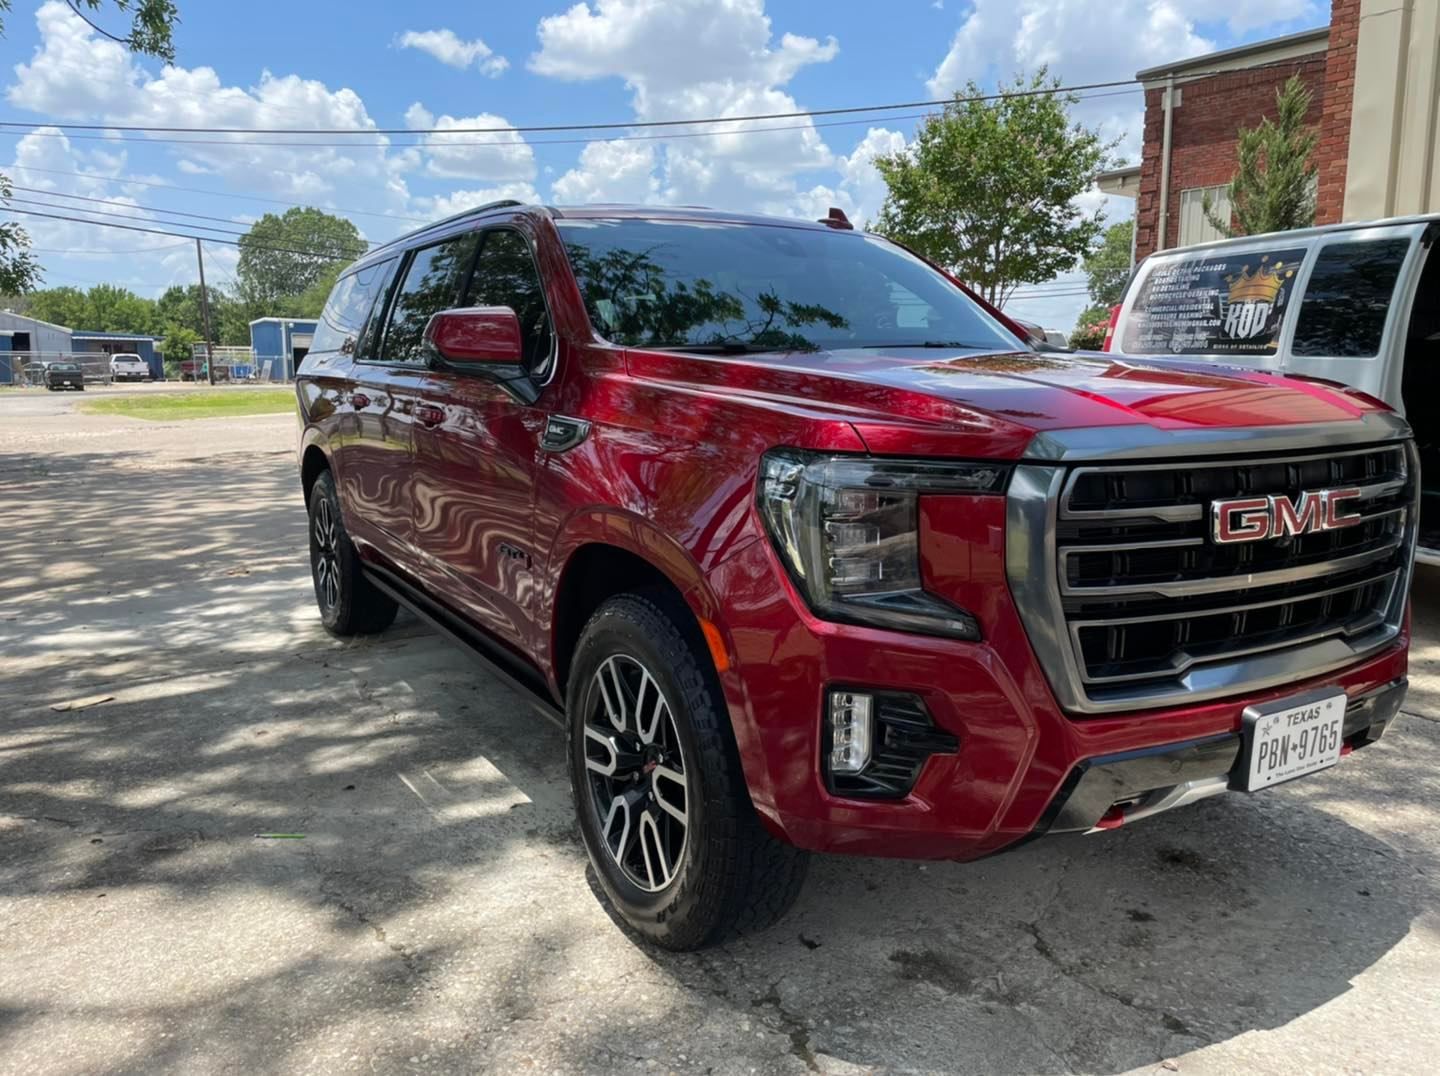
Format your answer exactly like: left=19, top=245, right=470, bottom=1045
left=296, top=202, right=1415, bottom=949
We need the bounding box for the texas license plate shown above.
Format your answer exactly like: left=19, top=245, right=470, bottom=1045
left=1241, top=690, right=1346, bottom=791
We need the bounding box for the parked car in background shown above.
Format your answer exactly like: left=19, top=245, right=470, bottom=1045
left=1110, top=213, right=1439, bottom=561
left=296, top=201, right=1416, bottom=950
left=109, top=353, right=151, bottom=382
left=179, top=360, right=231, bottom=382
left=44, top=361, right=84, bottom=391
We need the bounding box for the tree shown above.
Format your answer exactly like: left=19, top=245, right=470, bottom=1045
left=83, top=283, right=156, bottom=333
left=25, top=286, right=90, bottom=328
left=1083, top=219, right=1133, bottom=307
left=1205, top=75, right=1318, bottom=238
left=1070, top=305, right=1111, bottom=350
left=236, top=208, right=364, bottom=308
left=159, top=324, right=200, bottom=360
left=873, top=69, right=1112, bottom=305
left=0, top=3, right=180, bottom=292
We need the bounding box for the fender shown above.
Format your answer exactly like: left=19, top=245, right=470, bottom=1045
left=540, top=506, right=787, bottom=823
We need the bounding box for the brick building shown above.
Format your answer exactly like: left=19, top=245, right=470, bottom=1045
left=1106, top=0, right=1438, bottom=263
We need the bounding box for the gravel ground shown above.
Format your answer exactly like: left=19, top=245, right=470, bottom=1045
left=2, top=389, right=1438, bottom=1075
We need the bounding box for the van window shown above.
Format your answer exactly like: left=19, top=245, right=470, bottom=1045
left=313, top=257, right=396, bottom=355
left=1291, top=239, right=1410, bottom=358
left=1121, top=246, right=1307, bottom=355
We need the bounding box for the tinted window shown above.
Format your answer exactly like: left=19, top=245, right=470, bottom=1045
left=313, top=257, right=396, bottom=356
left=464, top=230, right=553, bottom=370
left=1120, top=246, right=1307, bottom=355
left=1291, top=239, right=1410, bottom=357
left=557, top=219, right=1018, bottom=353
left=379, top=235, right=481, bottom=363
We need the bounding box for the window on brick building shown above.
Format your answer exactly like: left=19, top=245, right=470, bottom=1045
left=1178, top=186, right=1232, bottom=245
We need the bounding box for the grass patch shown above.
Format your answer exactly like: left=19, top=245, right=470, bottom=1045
left=80, top=389, right=295, bottom=421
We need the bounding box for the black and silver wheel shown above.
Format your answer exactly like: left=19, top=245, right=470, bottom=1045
left=582, top=654, right=692, bottom=892
left=568, top=594, right=808, bottom=950
left=307, top=470, right=397, bottom=636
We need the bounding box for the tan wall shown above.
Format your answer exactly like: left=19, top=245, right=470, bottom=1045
left=1344, top=0, right=1440, bottom=220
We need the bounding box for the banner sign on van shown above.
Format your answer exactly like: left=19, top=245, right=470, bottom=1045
left=1121, top=248, right=1306, bottom=355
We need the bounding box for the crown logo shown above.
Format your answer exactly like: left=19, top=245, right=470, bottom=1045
left=1225, top=257, right=1291, bottom=305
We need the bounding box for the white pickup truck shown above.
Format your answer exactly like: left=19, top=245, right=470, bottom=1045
left=109, top=353, right=152, bottom=382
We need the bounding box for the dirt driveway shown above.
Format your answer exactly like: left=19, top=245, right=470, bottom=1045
left=3, top=391, right=1439, bottom=1074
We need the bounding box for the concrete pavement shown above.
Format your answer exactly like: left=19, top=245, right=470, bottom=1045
left=2, top=390, right=1438, bottom=1074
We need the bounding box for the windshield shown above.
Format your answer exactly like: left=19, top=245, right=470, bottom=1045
left=557, top=218, right=1021, bottom=353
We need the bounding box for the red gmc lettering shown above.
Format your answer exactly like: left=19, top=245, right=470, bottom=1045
left=1215, top=497, right=1272, bottom=543
left=1270, top=491, right=1323, bottom=537
left=1323, top=487, right=1363, bottom=530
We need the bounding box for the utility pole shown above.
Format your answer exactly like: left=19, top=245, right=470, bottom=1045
left=196, top=237, right=216, bottom=386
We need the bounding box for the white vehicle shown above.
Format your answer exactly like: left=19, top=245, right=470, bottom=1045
left=1110, top=213, right=1439, bottom=562
left=110, top=353, right=152, bottom=382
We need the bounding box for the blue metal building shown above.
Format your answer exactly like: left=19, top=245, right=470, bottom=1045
left=249, top=317, right=316, bottom=381
left=72, top=331, right=161, bottom=378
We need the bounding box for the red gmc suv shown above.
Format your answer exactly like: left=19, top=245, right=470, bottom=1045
left=296, top=202, right=1416, bottom=950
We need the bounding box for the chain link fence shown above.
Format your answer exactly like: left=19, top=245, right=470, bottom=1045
left=0, top=352, right=126, bottom=388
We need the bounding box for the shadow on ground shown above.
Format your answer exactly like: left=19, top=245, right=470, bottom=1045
left=2, top=444, right=1437, bottom=1074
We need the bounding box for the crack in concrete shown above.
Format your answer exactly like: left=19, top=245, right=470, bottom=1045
left=317, top=876, right=436, bottom=991
left=750, top=981, right=818, bottom=1072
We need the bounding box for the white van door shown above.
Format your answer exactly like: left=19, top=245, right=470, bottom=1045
left=1279, top=222, right=1431, bottom=407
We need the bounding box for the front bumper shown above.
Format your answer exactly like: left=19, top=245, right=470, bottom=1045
left=704, top=500, right=1412, bottom=862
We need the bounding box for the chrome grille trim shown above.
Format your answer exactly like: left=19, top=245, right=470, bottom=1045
left=1005, top=420, right=1418, bottom=715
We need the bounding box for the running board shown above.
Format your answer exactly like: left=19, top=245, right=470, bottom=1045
left=362, top=565, right=565, bottom=728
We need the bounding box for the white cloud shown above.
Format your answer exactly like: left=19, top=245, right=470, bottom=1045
left=551, top=140, right=660, bottom=204
left=395, top=28, right=508, bottom=76
left=402, top=103, right=537, bottom=183
left=530, top=0, right=844, bottom=215
left=413, top=184, right=543, bottom=223
left=7, top=1, right=412, bottom=208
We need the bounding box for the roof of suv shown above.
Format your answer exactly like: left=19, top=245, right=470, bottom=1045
left=359, top=201, right=858, bottom=270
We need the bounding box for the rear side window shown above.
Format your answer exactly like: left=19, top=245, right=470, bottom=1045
left=1120, top=246, right=1307, bottom=355
left=378, top=233, right=481, bottom=363
left=313, top=258, right=396, bottom=355
left=463, top=230, right=553, bottom=372
left=1291, top=239, right=1410, bottom=357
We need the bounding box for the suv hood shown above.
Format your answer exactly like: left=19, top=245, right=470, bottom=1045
left=626, top=345, right=1384, bottom=459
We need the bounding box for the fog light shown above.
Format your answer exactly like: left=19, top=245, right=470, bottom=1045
left=829, top=692, right=874, bottom=774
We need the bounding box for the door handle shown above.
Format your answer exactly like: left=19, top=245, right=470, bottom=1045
left=350, top=392, right=370, bottom=409
left=416, top=403, right=445, bottom=428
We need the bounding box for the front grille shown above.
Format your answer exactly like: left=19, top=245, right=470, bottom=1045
left=1054, top=443, right=1412, bottom=705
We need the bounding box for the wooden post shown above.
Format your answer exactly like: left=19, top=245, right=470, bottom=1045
left=196, top=238, right=216, bottom=386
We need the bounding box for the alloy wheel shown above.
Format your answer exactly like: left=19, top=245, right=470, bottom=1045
left=583, top=654, right=690, bottom=893
left=311, top=496, right=341, bottom=611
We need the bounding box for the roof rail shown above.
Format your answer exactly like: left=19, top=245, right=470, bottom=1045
left=368, top=199, right=525, bottom=258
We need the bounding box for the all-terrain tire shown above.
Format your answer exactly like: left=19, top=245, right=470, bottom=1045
left=307, top=469, right=398, bottom=636
left=567, top=593, right=808, bottom=950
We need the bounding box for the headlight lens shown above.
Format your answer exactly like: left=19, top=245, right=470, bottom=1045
left=757, top=450, right=1008, bottom=640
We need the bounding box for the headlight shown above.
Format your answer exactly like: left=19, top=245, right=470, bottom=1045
left=757, top=450, right=1008, bottom=640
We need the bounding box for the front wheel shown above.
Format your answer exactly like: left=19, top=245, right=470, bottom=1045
left=307, top=470, right=397, bottom=636
left=568, top=594, right=808, bottom=950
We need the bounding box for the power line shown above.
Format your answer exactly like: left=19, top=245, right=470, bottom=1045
left=0, top=78, right=1147, bottom=136
left=8, top=184, right=377, bottom=248
left=0, top=205, right=356, bottom=260
left=29, top=240, right=192, bottom=254
left=7, top=163, right=428, bottom=224
left=0, top=87, right=1146, bottom=150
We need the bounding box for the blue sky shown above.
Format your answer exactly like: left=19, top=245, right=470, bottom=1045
left=1, top=0, right=1327, bottom=330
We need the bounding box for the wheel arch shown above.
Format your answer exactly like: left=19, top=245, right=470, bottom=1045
left=300, top=443, right=331, bottom=506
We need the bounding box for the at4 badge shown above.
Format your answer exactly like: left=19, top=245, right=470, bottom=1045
left=1220, top=254, right=1297, bottom=345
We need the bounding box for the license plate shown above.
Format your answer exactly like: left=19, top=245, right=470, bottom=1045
left=1241, top=690, right=1346, bottom=791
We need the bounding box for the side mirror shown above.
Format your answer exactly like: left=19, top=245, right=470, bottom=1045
left=424, top=306, right=523, bottom=365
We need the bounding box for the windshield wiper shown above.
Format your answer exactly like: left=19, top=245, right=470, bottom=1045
left=857, top=340, right=998, bottom=350
left=647, top=342, right=786, bottom=354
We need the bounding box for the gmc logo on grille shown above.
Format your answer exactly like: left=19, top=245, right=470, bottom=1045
left=1211, top=488, right=1364, bottom=544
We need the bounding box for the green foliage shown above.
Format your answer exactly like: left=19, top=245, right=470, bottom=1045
left=1205, top=75, right=1318, bottom=238
left=236, top=208, right=364, bottom=308
left=1083, top=220, right=1133, bottom=306
left=0, top=3, right=180, bottom=291
left=85, top=282, right=156, bottom=333
left=159, top=323, right=200, bottom=359
left=1070, top=306, right=1111, bottom=350
left=873, top=69, right=1113, bottom=305
left=25, top=285, right=90, bottom=328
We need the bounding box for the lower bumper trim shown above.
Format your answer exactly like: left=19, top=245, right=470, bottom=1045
left=1040, top=677, right=1407, bottom=836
